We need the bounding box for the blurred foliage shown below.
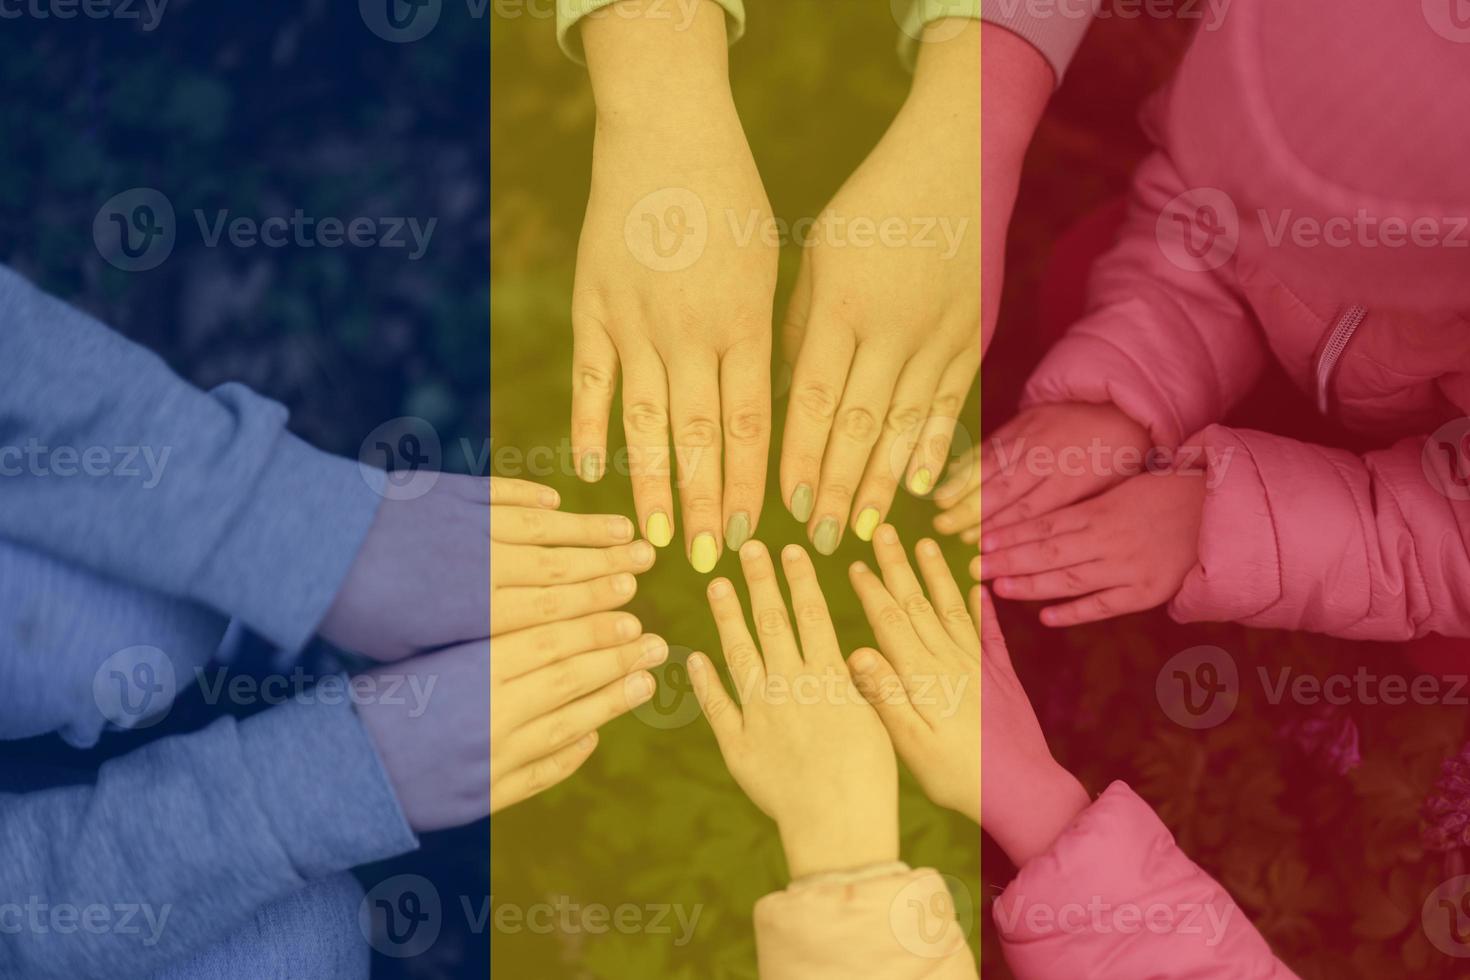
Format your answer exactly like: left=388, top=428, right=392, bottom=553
left=490, top=3, right=982, bottom=978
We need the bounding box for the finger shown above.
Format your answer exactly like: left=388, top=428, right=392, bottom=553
left=905, top=353, right=977, bottom=498
left=976, top=507, right=1090, bottom=553
left=980, top=534, right=1093, bottom=582
left=1039, top=586, right=1141, bottom=628
left=982, top=474, right=1098, bottom=535
left=993, top=561, right=1114, bottom=602
left=570, top=319, right=618, bottom=482
left=779, top=322, right=855, bottom=526
left=968, top=553, right=980, bottom=581
left=933, top=445, right=981, bottom=510
left=871, top=524, right=950, bottom=653
left=848, top=560, right=927, bottom=675
left=779, top=544, right=842, bottom=669
left=506, top=633, right=669, bottom=727
left=719, top=338, right=771, bottom=553
left=913, top=537, right=977, bottom=654
left=504, top=670, right=656, bottom=770
left=492, top=610, right=643, bottom=680
left=849, top=357, right=942, bottom=541
left=489, top=478, right=561, bottom=509
left=740, top=540, right=802, bottom=675
left=490, top=731, right=598, bottom=814
left=490, top=540, right=656, bottom=587
left=932, top=487, right=980, bottom=538
left=491, top=507, right=636, bottom=547
left=847, top=647, right=931, bottom=743
left=668, top=351, right=724, bottom=573
left=705, top=576, right=766, bottom=703
left=620, top=348, right=676, bottom=550
left=688, top=651, right=742, bottom=751
left=491, top=573, right=638, bottom=635
left=810, top=348, right=900, bottom=555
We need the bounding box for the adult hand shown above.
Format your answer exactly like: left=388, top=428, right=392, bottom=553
left=688, top=541, right=899, bottom=878
left=845, top=527, right=980, bottom=823
left=980, top=467, right=1205, bottom=628
left=570, top=0, right=778, bottom=573
left=779, top=19, right=980, bottom=555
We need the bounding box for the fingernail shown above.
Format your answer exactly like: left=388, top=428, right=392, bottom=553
left=724, top=511, right=751, bottom=551
left=630, top=540, right=655, bottom=566
left=849, top=649, right=878, bottom=672
left=909, top=468, right=934, bottom=496
left=637, top=635, right=669, bottom=669
left=613, top=573, right=637, bottom=597
left=790, top=483, right=814, bottom=523
left=539, top=487, right=561, bottom=508
left=617, top=615, right=641, bottom=640
left=580, top=452, right=603, bottom=482
left=691, top=532, right=720, bottom=574
left=687, top=653, right=706, bottom=674
left=609, top=516, right=634, bottom=541
left=708, top=577, right=732, bottom=599
left=980, top=535, right=996, bottom=551
left=854, top=507, right=881, bottom=542
left=782, top=544, right=804, bottom=564
left=813, top=517, right=841, bottom=556
left=969, top=556, right=981, bottom=580
left=646, top=512, right=673, bottom=548
left=875, top=522, right=899, bottom=545
left=625, top=672, right=655, bottom=705
left=576, top=732, right=598, bottom=751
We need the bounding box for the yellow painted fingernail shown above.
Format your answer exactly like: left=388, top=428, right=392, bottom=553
left=646, top=512, right=673, bottom=548
left=691, top=532, right=720, bottom=574
left=854, top=507, right=881, bottom=542
left=909, top=468, right=934, bottom=496
left=790, top=483, right=814, bottom=523
left=725, top=511, right=751, bottom=551
left=813, top=518, right=841, bottom=556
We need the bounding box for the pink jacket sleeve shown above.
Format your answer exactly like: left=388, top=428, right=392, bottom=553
left=1169, top=424, right=1470, bottom=640
left=1021, top=149, right=1267, bottom=449
left=753, top=866, right=976, bottom=980
left=997, top=782, right=1299, bottom=980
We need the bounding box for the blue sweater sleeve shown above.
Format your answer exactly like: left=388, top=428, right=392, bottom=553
left=0, top=696, right=418, bottom=980
left=0, top=264, right=385, bottom=654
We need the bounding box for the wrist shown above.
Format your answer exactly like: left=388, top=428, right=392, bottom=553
left=980, top=22, right=1052, bottom=170
left=779, top=819, right=899, bottom=880
left=986, top=761, right=1090, bottom=868
left=583, top=0, right=733, bottom=121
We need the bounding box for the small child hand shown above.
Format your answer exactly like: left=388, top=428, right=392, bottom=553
left=934, top=402, right=1153, bottom=543
left=979, top=468, right=1205, bottom=627
left=688, top=542, right=899, bottom=879
left=845, top=527, right=980, bottom=823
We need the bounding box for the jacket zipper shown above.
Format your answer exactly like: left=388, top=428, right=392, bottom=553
left=1315, top=305, right=1367, bottom=416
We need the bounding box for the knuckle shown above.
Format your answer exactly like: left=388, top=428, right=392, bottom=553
left=840, top=406, right=879, bottom=441
left=756, top=608, right=789, bottom=637
left=795, top=381, right=839, bottom=422
left=796, top=602, right=828, bottom=626
left=942, top=600, right=970, bottom=622
left=884, top=402, right=926, bottom=436
left=623, top=400, right=668, bottom=435
left=543, top=717, right=573, bottom=753
left=1092, top=594, right=1113, bottom=617
left=727, top=642, right=761, bottom=675
left=576, top=365, right=615, bottom=394
left=534, top=590, right=562, bottom=619
left=676, top=414, right=720, bottom=449
left=724, top=405, right=767, bottom=446
left=1063, top=567, right=1086, bottom=591
left=931, top=393, right=964, bottom=417
left=822, top=482, right=855, bottom=502
left=537, top=550, right=569, bottom=582
left=903, top=595, right=934, bottom=618
left=878, top=605, right=909, bottom=630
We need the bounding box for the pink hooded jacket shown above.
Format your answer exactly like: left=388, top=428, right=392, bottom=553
left=1022, top=0, right=1470, bottom=641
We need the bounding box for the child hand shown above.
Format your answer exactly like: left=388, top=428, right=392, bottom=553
left=488, top=479, right=656, bottom=636
left=571, top=2, right=778, bottom=573
left=979, top=468, right=1205, bottom=627
left=780, top=24, right=980, bottom=553
left=489, top=610, right=665, bottom=815
left=845, top=527, right=980, bottom=823
left=935, top=402, right=1153, bottom=543
left=689, top=542, right=899, bottom=879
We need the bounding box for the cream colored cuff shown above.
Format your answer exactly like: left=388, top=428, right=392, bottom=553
left=557, top=0, right=746, bottom=64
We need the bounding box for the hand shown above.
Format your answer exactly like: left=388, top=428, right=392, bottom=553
left=688, top=541, right=899, bottom=878
left=319, top=472, right=497, bottom=662
left=970, top=589, right=1090, bottom=866
left=936, top=402, right=1153, bottom=544
left=487, top=478, right=655, bottom=636
left=778, top=19, right=980, bottom=555
left=489, top=610, right=664, bottom=814
left=571, top=0, right=778, bottom=573
left=844, top=526, right=980, bottom=823
left=980, top=468, right=1206, bottom=627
